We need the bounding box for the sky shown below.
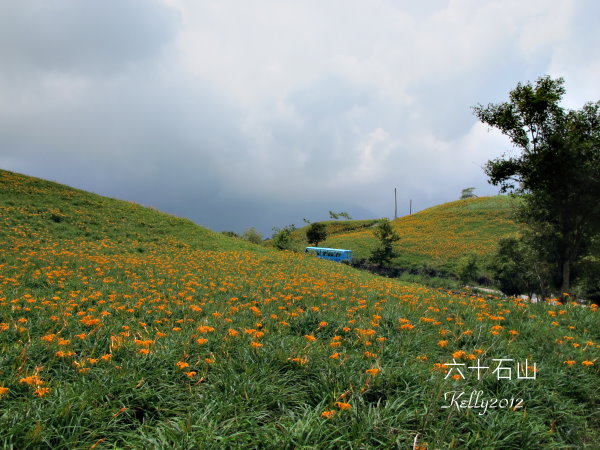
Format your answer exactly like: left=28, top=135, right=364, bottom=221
left=1, top=0, right=599, bottom=236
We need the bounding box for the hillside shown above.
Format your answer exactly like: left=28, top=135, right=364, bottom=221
left=0, top=169, right=260, bottom=254
left=0, top=169, right=598, bottom=448
left=290, top=196, right=519, bottom=274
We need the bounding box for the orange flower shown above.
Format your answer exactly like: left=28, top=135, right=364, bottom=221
left=304, top=335, right=317, bottom=342
left=563, top=360, right=576, bottom=366
left=329, top=353, right=340, bottom=359
left=365, top=368, right=380, bottom=376
left=582, top=360, right=594, bottom=366
left=196, top=338, right=208, bottom=345
left=19, top=375, right=43, bottom=386
left=34, top=387, right=50, bottom=397
left=0, top=387, right=9, bottom=397
left=185, top=371, right=197, bottom=378
left=321, top=410, right=336, bottom=419
left=41, top=334, right=56, bottom=342
left=335, top=402, right=351, bottom=411
left=452, top=350, right=466, bottom=359
left=250, top=341, right=263, bottom=348
left=176, top=361, right=190, bottom=369
left=290, top=357, right=308, bottom=365
left=437, top=340, right=448, bottom=348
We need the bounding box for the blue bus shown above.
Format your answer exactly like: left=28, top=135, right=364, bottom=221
left=305, top=247, right=352, bottom=263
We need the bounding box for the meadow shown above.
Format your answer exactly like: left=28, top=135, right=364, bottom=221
left=1, top=170, right=599, bottom=448
left=289, top=196, right=519, bottom=276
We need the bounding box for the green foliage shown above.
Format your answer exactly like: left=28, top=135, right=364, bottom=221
left=242, top=227, right=263, bottom=245
left=460, top=187, right=476, bottom=199
left=221, top=230, right=239, bottom=238
left=271, top=224, right=296, bottom=250
left=306, top=222, right=327, bottom=247
left=490, top=237, right=538, bottom=296
left=474, top=75, right=600, bottom=294
left=369, top=219, right=400, bottom=266
left=575, top=236, right=600, bottom=301
left=329, top=211, right=352, bottom=220
left=458, top=254, right=479, bottom=284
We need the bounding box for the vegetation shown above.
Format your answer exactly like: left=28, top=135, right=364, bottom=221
left=323, top=197, right=519, bottom=276
left=306, top=222, right=328, bottom=247
left=474, top=75, right=600, bottom=296
left=1, top=169, right=598, bottom=448
left=242, top=227, right=263, bottom=245
left=369, top=219, right=400, bottom=266
left=271, top=224, right=297, bottom=250
left=460, top=187, right=477, bottom=200
left=329, top=211, right=352, bottom=220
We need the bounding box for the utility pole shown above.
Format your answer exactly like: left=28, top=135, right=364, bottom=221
left=410, top=199, right=412, bottom=215
left=394, top=188, right=397, bottom=219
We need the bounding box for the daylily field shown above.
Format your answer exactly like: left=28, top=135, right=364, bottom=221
left=1, top=170, right=598, bottom=448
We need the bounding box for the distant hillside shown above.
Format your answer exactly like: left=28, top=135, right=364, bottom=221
left=289, top=196, right=520, bottom=273
left=0, top=169, right=259, bottom=254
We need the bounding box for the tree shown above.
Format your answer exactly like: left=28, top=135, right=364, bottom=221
left=370, top=219, right=400, bottom=266
left=271, top=224, right=296, bottom=250
left=329, top=211, right=352, bottom=220
left=242, top=227, right=263, bottom=244
left=306, top=222, right=327, bottom=247
left=460, top=187, right=477, bottom=199
left=473, top=76, right=600, bottom=294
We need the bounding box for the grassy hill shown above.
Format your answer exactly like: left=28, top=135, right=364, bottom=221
left=288, top=196, right=519, bottom=275
left=1, top=169, right=598, bottom=448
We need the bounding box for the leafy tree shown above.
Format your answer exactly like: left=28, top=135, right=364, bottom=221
left=221, top=231, right=239, bottom=238
left=306, top=222, right=327, bottom=247
left=271, top=224, right=296, bottom=250
left=489, top=237, right=543, bottom=297
left=370, top=219, right=400, bottom=266
left=242, top=227, right=263, bottom=245
left=460, top=187, right=477, bottom=199
left=473, top=76, right=600, bottom=295
left=329, top=211, right=352, bottom=220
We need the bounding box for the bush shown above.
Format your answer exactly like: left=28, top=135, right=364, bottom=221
left=242, top=227, right=263, bottom=245
left=458, top=254, right=479, bottom=284
left=272, top=225, right=296, bottom=250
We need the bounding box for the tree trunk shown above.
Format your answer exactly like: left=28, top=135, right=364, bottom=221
left=561, top=258, right=570, bottom=295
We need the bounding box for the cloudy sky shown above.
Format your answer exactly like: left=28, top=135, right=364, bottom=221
left=1, top=0, right=599, bottom=236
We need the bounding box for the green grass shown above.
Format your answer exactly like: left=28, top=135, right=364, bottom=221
left=1, top=169, right=599, bottom=448
left=288, top=196, right=519, bottom=277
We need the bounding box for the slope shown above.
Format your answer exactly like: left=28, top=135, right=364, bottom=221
left=292, top=196, right=519, bottom=274
left=0, top=169, right=598, bottom=448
